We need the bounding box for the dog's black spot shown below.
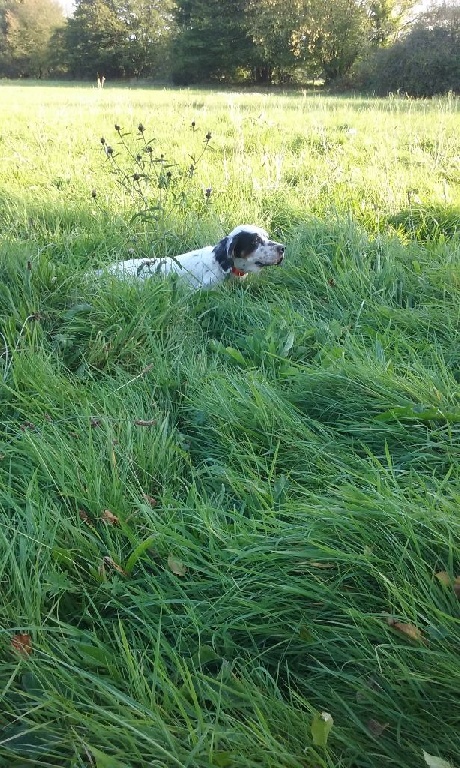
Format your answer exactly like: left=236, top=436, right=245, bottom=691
left=213, top=237, right=233, bottom=272
left=230, top=231, right=263, bottom=260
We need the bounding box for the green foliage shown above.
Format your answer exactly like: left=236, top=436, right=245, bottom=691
left=0, top=0, right=64, bottom=77
left=65, top=0, right=175, bottom=79
left=244, top=0, right=299, bottom=82
left=116, top=0, right=176, bottom=78
left=387, top=205, right=460, bottom=243
left=65, top=0, right=128, bottom=78
left=97, top=122, right=214, bottom=226
left=367, top=0, right=416, bottom=45
left=352, top=1, right=460, bottom=96
left=0, top=0, right=423, bottom=84
left=172, top=0, right=253, bottom=84
left=292, top=0, right=373, bottom=84
left=0, top=83, right=460, bottom=766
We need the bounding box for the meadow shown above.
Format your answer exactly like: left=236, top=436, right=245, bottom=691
left=0, top=82, right=459, bottom=768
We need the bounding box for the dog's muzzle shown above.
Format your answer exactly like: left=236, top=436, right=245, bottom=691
left=276, top=244, right=285, bottom=263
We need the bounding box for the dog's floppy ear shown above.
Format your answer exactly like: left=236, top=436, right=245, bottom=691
left=213, top=236, right=233, bottom=271
left=226, top=230, right=256, bottom=260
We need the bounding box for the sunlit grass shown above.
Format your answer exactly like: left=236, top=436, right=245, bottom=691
left=0, top=82, right=459, bottom=768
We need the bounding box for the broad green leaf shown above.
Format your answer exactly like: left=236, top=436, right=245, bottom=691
left=212, top=752, right=233, bottom=767
left=89, top=746, right=130, bottom=768
left=281, top=331, right=295, bottom=356
left=224, top=346, right=247, bottom=366
left=167, top=554, right=187, bottom=576
left=124, top=535, right=157, bottom=575
left=62, top=303, right=93, bottom=319
left=311, top=710, right=334, bottom=747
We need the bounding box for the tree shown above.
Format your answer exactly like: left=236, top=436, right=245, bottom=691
left=0, top=0, right=64, bottom=77
left=65, top=0, right=126, bottom=78
left=245, top=0, right=300, bottom=82
left=289, top=0, right=372, bottom=83
left=107, top=0, right=175, bottom=77
left=65, top=0, right=175, bottom=79
left=46, top=23, right=70, bottom=76
left=288, top=0, right=418, bottom=84
left=367, top=0, right=417, bottom=45
left=172, top=0, right=254, bottom=83
left=352, top=0, right=460, bottom=95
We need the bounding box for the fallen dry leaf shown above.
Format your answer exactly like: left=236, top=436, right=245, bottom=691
left=387, top=617, right=425, bottom=643
left=134, top=419, right=157, bottom=427
left=435, top=571, right=452, bottom=587
left=423, top=751, right=454, bottom=768
left=453, top=578, right=460, bottom=598
left=79, top=509, right=91, bottom=523
left=99, top=556, right=127, bottom=577
left=167, top=554, right=187, bottom=577
left=367, top=718, right=389, bottom=738
left=11, top=633, right=33, bottom=656
left=142, top=493, right=157, bottom=506
left=435, top=571, right=460, bottom=598
left=101, top=509, right=119, bottom=525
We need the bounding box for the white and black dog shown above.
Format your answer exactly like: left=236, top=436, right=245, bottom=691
left=97, top=225, right=285, bottom=290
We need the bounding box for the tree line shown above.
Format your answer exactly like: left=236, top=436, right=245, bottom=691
left=0, top=0, right=459, bottom=95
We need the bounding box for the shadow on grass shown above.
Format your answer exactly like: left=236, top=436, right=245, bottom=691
left=387, top=204, right=460, bottom=243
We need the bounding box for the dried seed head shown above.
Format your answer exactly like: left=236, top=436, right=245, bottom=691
left=138, top=123, right=145, bottom=133
left=106, top=145, right=114, bottom=156
left=136, top=154, right=142, bottom=162
left=100, top=137, right=106, bottom=145
left=191, top=121, right=196, bottom=128
left=205, top=187, right=212, bottom=198
left=205, top=131, right=212, bottom=141
left=115, top=124, right=121, bottom=132
left=91, top=189, right=97, bottom=198
left=145, top=146, right=152, bottom=154
left=20, top=420, right=35, bottom=431
left=133, top=173, right=140, bottom=181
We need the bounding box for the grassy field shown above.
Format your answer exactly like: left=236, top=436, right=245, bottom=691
left=0, top=82, right=459, bottom=768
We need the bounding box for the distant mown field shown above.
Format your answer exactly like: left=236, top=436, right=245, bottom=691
left=0, top=82, right=459, bottom=768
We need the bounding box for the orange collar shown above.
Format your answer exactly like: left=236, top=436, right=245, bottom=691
left=231, top=266, right=246, bottom=277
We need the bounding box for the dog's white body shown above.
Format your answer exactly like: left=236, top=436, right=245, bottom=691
left=101, top=245, right=229, bottom=289
left=97, top=225, right=285, bottom=290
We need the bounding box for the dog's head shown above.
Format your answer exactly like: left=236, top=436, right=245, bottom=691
left=214, top=225, right=285, bottom=276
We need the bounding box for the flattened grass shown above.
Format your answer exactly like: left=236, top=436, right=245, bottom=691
left=0, top=84, right=459, bottom=767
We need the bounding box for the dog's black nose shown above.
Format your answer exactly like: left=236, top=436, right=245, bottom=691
left=277, top=245, right=285, bottom=256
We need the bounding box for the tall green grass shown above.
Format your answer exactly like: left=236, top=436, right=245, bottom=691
left=0, top=83, right=459, bottom=768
